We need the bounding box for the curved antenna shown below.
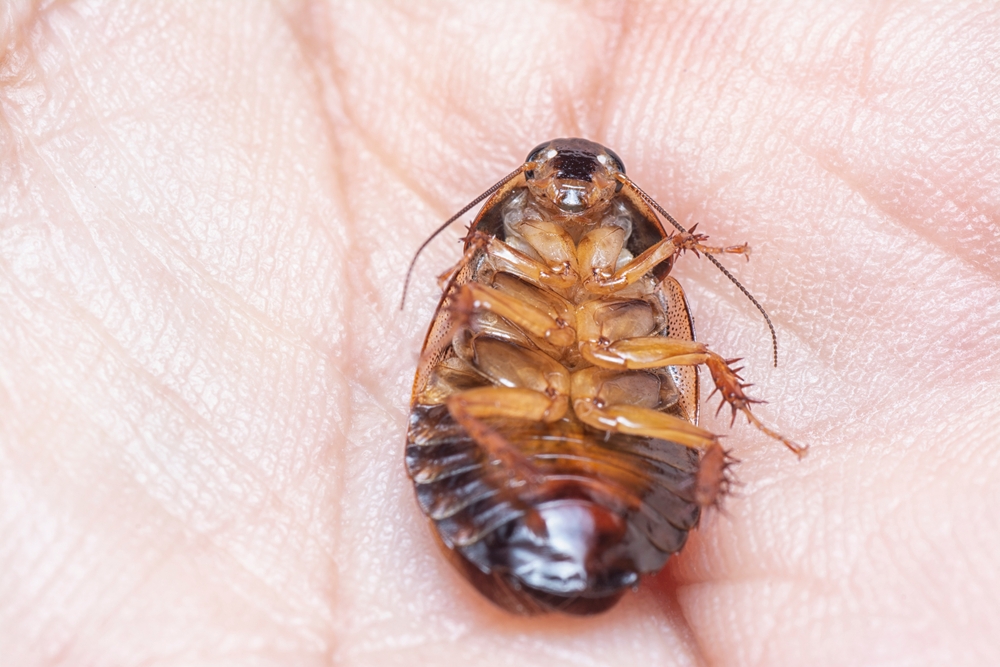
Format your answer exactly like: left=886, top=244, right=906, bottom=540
left=618, top=174, right=780, bottom=367
left=400, top=164, right=526, bottom=311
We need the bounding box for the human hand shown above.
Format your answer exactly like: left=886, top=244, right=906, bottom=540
left=2, top=2, right=998, bottom=665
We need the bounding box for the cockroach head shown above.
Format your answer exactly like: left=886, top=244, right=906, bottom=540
left=524, top=138, right=624, bottom=215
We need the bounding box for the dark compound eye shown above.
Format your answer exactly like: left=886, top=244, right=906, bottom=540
left=525, top=141, right=555, bottom=166
left=603, top=146, right=625, bottom=175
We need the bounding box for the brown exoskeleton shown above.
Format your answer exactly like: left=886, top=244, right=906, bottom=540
left=404, top=138, right=804, bottom=616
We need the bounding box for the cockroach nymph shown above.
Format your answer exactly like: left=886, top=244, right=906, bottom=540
left=403, top=138, right=804, bottom=616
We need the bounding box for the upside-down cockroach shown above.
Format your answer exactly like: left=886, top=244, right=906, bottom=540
left=403, top=138, right=804, bottom=615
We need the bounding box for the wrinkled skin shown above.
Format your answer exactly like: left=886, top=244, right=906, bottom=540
left=2, top=2, right=999, bottom=665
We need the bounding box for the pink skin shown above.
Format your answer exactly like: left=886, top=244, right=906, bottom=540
left=2, top=2, right=999, bottom=665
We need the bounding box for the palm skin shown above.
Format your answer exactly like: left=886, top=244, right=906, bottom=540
left=1, top=2, right=998, bottom=665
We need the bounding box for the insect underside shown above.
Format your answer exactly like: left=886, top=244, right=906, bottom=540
left=405, top=139, right=801, bottom=616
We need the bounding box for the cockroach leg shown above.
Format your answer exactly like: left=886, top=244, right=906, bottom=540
left=487, top=237, right=580, bottom=290
left=687, top=240, right=751, bottom=261
left=579, top=336, right=709, bottom=370
left=451, top=282, right=576, bottom=348
left=436, top=231, right=490, bottom=289
left=671, top=225, right=752, bottom=260
left=579, top=230, right=749, bottom=295
left=693, top=443, right=738, bottom=508
left=578, top=335, right=806, bottom=457
left=702, top=353, right=807, bottom=458
left=572, top=399, right=721, bottom=451
left=445, top=391, right=545, bottom=487
left=581, top=231, right=680, bottom=294
left=495, top=219, right=582, bottom=289
left=447, top=386, right=568, bottom=423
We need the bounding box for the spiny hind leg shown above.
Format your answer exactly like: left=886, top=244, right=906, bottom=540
left=579, top=336, right=807, bottom=457
left=444, top=335, right=573, bottom=485
left=572, top=400, right=722, bottom=451
left=692, top=442, right=738, bottom=509
left=569, top=367, right=735, bottom=507
left=445, top=387, right=564, bottom=487
left=571, top=393, right=736, bottom=507
left=570, top=367, right=721, bottom=450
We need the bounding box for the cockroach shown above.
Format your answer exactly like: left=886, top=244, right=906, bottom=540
left=403, top=138, right=804, bottom=616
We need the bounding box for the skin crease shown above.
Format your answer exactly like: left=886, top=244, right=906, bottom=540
left=1, top=0, right=999, bottom=665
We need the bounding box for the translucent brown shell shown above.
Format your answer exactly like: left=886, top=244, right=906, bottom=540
left=406, top=140, right=724, bottom=614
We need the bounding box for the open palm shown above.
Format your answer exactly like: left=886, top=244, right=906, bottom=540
left=2, top=2, right=998, bottom=665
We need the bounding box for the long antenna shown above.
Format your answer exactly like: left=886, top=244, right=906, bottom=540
left=399, top=165, right=526, bottom=311
left=618, top=174, right=780, bottom=367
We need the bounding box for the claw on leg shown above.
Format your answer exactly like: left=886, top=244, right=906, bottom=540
left=703, top=353, right=808, bottom=458
left=673, top=227, right=752, bottom=262
left=573, top=332, right=806, bottom=456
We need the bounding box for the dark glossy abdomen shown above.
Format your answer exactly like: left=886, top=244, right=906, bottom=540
left=406, top=404, right=701, bottom=615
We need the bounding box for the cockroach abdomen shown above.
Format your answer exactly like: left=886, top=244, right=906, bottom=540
left=407, top=405, right=705, bottom=614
